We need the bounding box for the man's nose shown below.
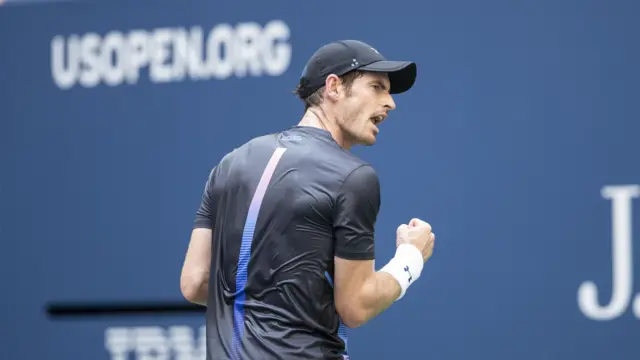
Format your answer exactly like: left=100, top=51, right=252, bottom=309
left=385, top=94, right=396, bottom=110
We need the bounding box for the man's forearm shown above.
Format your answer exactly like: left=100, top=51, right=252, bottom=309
left=189, top=284, right=208, bottom=307
left=347, top=271, right=401, bottom=327
left=347, top=244, right=424, bottom=327
left=358, top=271, right=402, bottom=321
left=181, top=228, right=212, bottom=307
left=181, top=273, right=209, bottom=307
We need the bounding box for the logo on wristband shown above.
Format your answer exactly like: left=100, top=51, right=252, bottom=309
left=404, top=266, right=413, bottom=283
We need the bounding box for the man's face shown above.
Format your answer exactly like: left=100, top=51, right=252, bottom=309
left=335, top=72, right=396, bottom=147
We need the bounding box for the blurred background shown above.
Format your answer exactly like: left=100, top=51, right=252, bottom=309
left=1, top=0, right=639, bottom=359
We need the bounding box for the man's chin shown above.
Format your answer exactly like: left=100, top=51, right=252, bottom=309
left=346, top=130, right=377, bottom=147
left=359, top=135, right=377, bottom=146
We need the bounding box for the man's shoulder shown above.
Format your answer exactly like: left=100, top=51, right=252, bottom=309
left=220, top=132, right=279, bottom=161
left=341, top=162, right=379, bottom=189
left=220, top=129, right=378, bottom=183
left=240, top=132, right=279, bottom=148
left=311, top=149, right=379, bottom=193
left=330, top=148, right=377, bottom=180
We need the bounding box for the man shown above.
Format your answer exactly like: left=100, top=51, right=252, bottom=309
left=180, top=40, right=436, bottom=360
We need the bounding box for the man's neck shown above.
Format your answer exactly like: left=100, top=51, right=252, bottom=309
left=297, top=108, right=351, bottom=150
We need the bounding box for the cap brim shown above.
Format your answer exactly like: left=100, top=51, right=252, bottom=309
left=358, top=60, right=417, bottom=94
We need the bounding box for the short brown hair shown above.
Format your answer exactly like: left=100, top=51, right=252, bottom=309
left=293, top=71, right=364, bottom=111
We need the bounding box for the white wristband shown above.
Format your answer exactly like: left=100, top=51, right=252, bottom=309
left=379, top=244, right=424, bottom=300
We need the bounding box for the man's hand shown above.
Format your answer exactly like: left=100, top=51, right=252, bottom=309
left=333, top=218, right=437, bottom=326
left=396, top=218, right=435, bottom=262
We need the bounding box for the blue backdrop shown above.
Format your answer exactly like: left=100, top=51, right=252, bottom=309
left=1, top=0, right=639, bottom=359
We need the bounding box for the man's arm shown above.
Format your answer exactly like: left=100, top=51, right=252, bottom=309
left=181, top=228, right=212, bottom=306
left=334, top=257, right=401, bottom=328
left=332, top=165, right=403, bottom=328
left=180, top=167, right=217, bottom=306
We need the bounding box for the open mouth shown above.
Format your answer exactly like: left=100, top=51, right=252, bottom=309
left=370, top=115, right=385, bottom=125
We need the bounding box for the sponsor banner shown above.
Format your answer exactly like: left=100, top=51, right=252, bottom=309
left=51, top=20, right=292, bottom=89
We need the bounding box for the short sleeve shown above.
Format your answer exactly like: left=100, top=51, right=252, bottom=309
left=193, top=166, right=217, bottom=229
left=333, top=165, right=381, bottom=260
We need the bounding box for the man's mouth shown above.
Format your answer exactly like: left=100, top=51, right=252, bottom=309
left=370, top=115, right=385, bottom=125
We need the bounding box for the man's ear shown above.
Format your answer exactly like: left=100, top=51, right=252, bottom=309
left=324, top=74, right=342, bottom=101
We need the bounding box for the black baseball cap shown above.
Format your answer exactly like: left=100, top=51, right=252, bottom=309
left=295, top=40, right=417, bottom=99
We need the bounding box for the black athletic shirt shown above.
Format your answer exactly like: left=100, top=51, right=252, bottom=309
left=193, top=126, right=381, bottom=360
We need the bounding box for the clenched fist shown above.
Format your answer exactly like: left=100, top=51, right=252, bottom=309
left=396, top=218, right=435, bottom=262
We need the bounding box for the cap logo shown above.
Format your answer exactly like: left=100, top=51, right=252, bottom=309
left=351, top=58, right=359, bottom=67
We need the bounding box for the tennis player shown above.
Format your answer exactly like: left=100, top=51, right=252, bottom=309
left=180, top=39, right=436, bottom=360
